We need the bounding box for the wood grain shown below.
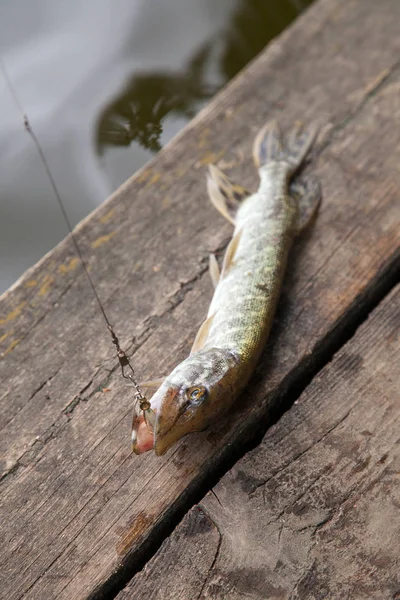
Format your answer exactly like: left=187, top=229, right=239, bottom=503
left=122, top=284, right=400, bottom=600
left=1, top=0, right=400, bottom=597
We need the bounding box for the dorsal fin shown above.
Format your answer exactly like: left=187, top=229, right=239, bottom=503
left=221, top=229, right=242, bottom=278
left=190, top=313, right=215, bottom=355
left=207, top=164, right=250, bottom=225
left=209, top=253, right=220, bottom=289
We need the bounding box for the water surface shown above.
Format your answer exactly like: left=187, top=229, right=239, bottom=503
left=0, top=0, right=312, bottom=293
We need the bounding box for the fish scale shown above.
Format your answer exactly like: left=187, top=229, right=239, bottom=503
left=206, top=163, right=297, bottom=364
left=132, top=120, right=322, bottom=455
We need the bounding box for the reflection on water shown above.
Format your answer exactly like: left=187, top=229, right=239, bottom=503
left=0, top=0, right=312, bottom=293
left=99, top=45, right=216, bottom=153
left=99, top=0, right=312, bottom=155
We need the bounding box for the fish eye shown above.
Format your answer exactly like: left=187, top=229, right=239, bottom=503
left=186, top=386, right=207, bottom=404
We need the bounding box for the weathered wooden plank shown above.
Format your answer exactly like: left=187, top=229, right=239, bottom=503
left=1, top=0, right=400, bottom=597
left=121, top=284, right=400, bottom=600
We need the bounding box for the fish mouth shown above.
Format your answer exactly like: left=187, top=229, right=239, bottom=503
left=154, top=428, right=177, bottom=456
left=154, top=387, right=180, bottom=456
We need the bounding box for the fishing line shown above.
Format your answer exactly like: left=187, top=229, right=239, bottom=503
left=0, top=57, right=154, bottom=436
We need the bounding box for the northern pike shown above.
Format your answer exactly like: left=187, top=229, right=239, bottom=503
left=132, top=120, right=321, bottom=455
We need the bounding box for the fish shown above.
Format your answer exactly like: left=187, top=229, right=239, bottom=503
left=132, top=120, right=321, bottom=455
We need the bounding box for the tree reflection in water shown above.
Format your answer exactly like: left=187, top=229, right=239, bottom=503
left=97, top=0, right=313, bottom=153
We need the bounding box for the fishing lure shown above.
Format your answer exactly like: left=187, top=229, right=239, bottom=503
left=132, top=120, right=321, bottom=455
left=2, top=59, right=321, bottom=456
left=0, top=59, right=155, bottom=434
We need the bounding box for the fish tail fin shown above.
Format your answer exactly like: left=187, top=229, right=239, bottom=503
left=253, top=120, right=319, bottom=174
left=207, top=164, right=250, bottom=224
left=253, top=120, right=283, bottom=167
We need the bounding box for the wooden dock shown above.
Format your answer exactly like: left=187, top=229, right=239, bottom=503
left=1, top=0, right=400, bottom=598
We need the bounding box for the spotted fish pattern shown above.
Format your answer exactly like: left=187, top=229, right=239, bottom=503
left=132, top=120, right=321, bottom=455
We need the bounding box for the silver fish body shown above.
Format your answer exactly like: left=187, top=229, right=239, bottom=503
left=132, top=121, right=321, bottom=455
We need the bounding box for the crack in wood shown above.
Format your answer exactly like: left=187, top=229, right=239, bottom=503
left=3, top=0, right=400, bottom=597
left=250, top=407, right=353, bottom=496
left=195, top=518, right=223, bottom=600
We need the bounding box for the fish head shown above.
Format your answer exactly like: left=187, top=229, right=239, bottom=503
left=153, top=347, right=239, bottom=455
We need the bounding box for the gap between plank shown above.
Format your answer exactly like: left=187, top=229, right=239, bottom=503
left=89, top=252, right=400, bottom=600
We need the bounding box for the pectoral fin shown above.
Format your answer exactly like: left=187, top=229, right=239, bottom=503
left=190, top=313, right=215, bottom=355
left=209, top=253, right=220, bottom=289
left=126, top=377, right=165, bottom=391
left=221, top=229, right=242, bottom=278
left=140, top=377, right=165, bottom=390
left=207, top=164, right=250, bottom=224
